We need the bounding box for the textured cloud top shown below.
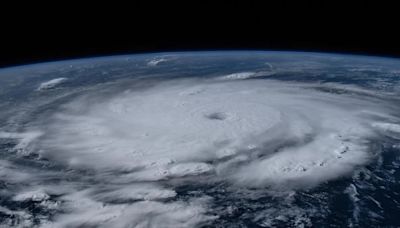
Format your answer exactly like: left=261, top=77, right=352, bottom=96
left=35, top=79, right=388, bottom=187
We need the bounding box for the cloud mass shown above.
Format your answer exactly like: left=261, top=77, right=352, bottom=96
left=1, top=53, right=400, bottom=227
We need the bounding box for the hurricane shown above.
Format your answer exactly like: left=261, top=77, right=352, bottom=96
left=1, top=51, right=400, bottom=227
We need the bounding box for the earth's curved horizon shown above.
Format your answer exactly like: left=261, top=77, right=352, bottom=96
left=0, top=51, right=399, bottom=227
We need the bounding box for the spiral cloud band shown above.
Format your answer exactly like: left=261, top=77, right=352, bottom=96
left=2, top=74, right=400, bottom=227
left=36, top=79, right=388, bottom=185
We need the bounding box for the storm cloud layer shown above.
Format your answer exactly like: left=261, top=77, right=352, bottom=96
left=1, top=53, right=400, bottom=227
left=34, top=79, right=393, bottom=186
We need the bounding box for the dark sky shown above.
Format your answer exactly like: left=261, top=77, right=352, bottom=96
left=1, top=2, right=398, bottom=68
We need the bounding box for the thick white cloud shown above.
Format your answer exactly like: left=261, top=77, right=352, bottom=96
left=372, top=122, right=400, bottom=134
left=89, top=183, right=177, bottom=202
left=42, top=191, right=215, bottom=228
left=36, top=78, right=67, bottom=91
left=217, top=71, right=275, bottom=80
left=147, top=57, right=168, bottom=66
left=32, top=79, right=396, bottom=188
left=13, top=189, right=50, bottom=202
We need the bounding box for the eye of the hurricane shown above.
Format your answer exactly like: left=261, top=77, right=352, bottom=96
left=204, top=112, right=228, bottom=120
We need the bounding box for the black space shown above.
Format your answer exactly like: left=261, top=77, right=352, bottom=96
left=1, top=2, right=399, bottom=68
